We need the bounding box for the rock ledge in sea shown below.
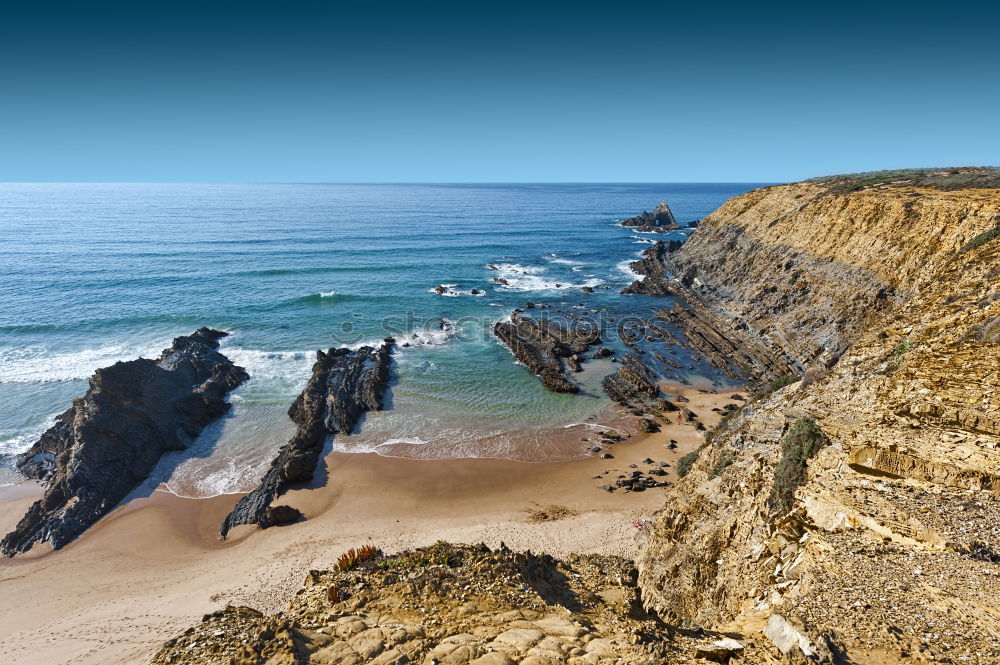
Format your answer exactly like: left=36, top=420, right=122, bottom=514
left=493, top=313, right=600, bottom=392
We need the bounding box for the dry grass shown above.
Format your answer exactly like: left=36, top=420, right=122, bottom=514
left=524, top=503, right=579, bottom=523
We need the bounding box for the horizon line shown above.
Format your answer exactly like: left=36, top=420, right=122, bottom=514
left=0, top=180, right=781, bottom=186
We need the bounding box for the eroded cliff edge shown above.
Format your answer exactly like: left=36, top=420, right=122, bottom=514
left=636, top=172, right=1000, bottom=664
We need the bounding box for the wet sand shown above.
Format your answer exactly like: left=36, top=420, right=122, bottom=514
left=0, top=387, right=742, bottom=665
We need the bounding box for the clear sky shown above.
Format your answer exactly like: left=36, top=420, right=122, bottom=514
left=2, top=1, right=997, bottom=183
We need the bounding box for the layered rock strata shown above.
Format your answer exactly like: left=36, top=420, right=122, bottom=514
left=637, top=178, right=1000, bottom=663
left=602, top=354, right=660, bottom=405
left=2, top=328, right=248, bottom=556
left=220, top=339, right=394, bottom=537
left=493, top=313, right=600, bottom=393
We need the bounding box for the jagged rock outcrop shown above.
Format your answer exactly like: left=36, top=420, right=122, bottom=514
left=494, top=313, right=600, bottom=393
left=620, top=201, right=680, bottom=232
left=220, top=339, right=393, bottom=537
left=637, top=175, right=1000, bottom=664
left=656, top=300, right=799, bottom=382
left=602, top=354, right=660, bottom=405
left=620, top=240, right=683, bottom=296
left=2, top=328, right=248, bottom=556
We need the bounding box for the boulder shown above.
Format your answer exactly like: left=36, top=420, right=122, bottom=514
left=265, top=505, right=304, bottom=526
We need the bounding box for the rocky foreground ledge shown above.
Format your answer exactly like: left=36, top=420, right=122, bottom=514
left=220, top=339, right=394, bottom=537
left=152, top=542, right=757, bottom=665
left=1, top=328, right=248, bottom=556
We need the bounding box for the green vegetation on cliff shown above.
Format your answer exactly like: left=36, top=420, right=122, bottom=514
left=768, top=418, right=827, bottom=515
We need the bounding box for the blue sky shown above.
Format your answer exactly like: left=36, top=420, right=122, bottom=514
left=1, top=1, right=997, bottom=182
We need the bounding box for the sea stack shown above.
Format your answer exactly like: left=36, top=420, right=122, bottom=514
left=620, top=201, right=680, bottom=232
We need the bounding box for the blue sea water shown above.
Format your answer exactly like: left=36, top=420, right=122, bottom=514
left=0, top=183, right=762, bottom=495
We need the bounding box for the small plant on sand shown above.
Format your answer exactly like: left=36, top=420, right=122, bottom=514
left=335, top=545, right=382, bottom=572
left=376, top=541, right=456, bottom=570
left=767, top=418, right=827, bottom=515
left=677, top=448, right=701, bottom=478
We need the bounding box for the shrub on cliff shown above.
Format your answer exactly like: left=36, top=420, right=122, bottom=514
left=709, top=450, right=736, bottom=478
left=677, top=449, right=701, bottom=478
left=754, top=374, right=800, bottom=399
left=958, top=224, right=1000, bottom=254
left=768, top=418, right=827, bottom=515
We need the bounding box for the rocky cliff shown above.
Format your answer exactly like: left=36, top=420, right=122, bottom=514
left=636, top=171, right=1000, bottom=664
left=2, top=328, right=248, bottom=556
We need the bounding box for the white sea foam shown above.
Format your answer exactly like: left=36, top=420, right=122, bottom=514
left=380, top=437, right=429, bottom=447
left=398, top=318, right=458, bottom=348
left=427, top=284, right=485, bottom=297
left=0, top=339, right=172, bottom=384
left=487, top=262, right=545, bottom=275
left=616, top=257, right=645, bottom=281
left=562, top=422, right=622, bottom=433
left=544, top=256, right=585, bottom=266
left=0, top=423, right=52, bottom=457
left=489, top=262, right=604, bottom=292
left=221, top=347, right=315, bottom=387
left=319, top=290, right=338, bottom=298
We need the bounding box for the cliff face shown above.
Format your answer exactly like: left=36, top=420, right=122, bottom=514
left=628, top=182, right=1000, bottom=371
left=637, top=180, right=1000, bottom=664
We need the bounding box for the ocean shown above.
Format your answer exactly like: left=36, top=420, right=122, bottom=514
left=0, top=183, right=762, bottom=496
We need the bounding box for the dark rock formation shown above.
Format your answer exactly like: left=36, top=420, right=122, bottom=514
left=601, top=354, right=660, bottom=405
left=493, top=313, right=600, bottom=393
left=620, top=201, right=680, bottom=232
left=637, top=418, right=660, bottom=433
left=620, top=236, right=798, bottom=384
left=265, top=505, right=304, bottom=526
left=220, top=339, right=394, bottom=537
left=620, top=240, right=683, bottom=295
left=2, top=328, right=248, bottom=556
left=657, top=301, right=798, bottom=382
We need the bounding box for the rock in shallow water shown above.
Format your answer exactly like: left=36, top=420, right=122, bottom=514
left=2, top=328, right=248, bottom=556
left=219, top=338, right=394, bottom=537
left=492, top=313, right=599, bottom=393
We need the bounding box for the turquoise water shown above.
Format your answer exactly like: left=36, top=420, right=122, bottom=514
left=0, top=183, right=761, bottom=494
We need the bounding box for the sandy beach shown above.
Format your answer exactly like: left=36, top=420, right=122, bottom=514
left=0, top=388, right=741, bottom=665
